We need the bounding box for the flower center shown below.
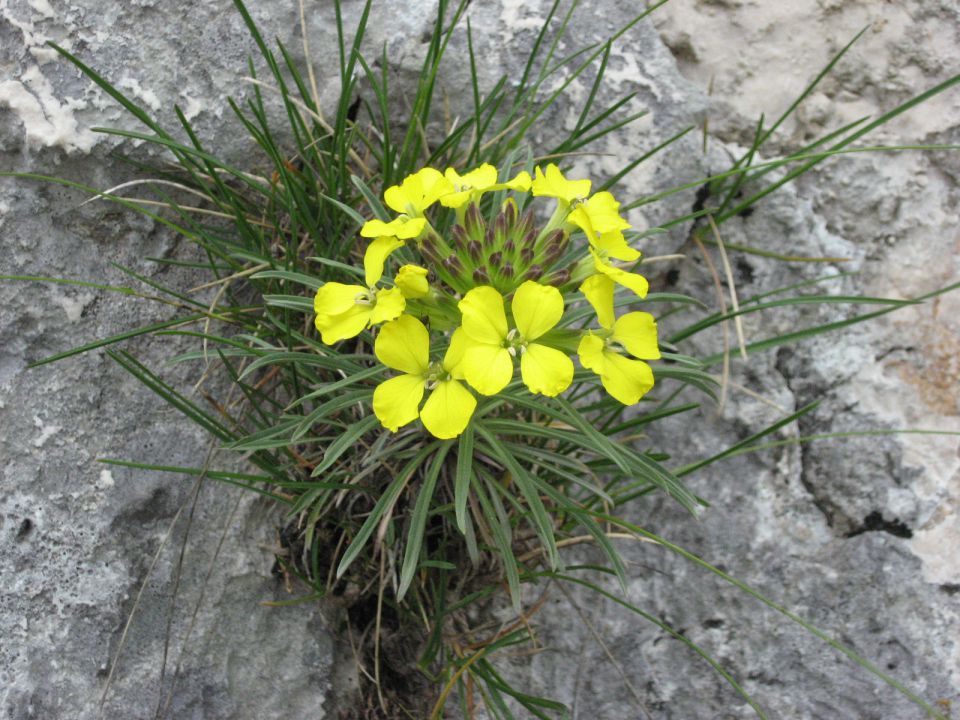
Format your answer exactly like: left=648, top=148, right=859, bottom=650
left=504, top=328, right=526, bottom=356
left=604, top=335, right=624, bottom=354
left=424, top=360, right=449, bottom=389
left=354, top=289, right=375, bottom=305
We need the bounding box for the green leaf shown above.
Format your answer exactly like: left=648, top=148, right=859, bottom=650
left=454, top=425, right=475, bottom=534
left=250, top=270, right=324, bottom=290
left=397, top=442, right=452, bottom=601
left=311, top=414, right=380, bottom=477
left=475, top=424, right=559, bottom=571
left=335, top=442, right=438, bottom=579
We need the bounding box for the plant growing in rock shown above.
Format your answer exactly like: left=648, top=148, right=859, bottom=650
left=4, top=0, right=959, bottom=717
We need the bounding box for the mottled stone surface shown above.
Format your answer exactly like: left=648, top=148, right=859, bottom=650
left=2, top=0, right=958, bottom=718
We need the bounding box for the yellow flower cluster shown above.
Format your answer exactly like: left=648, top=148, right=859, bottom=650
left=313, top=163, right=661, bottom=438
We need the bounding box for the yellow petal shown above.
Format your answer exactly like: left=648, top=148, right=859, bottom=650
left=501, top=170, right=532, bottom=192
left=314, top=304, right=371, bottom=345
left=395, top=264, right=430, bottom=299
left=384, top=167, right=453, bottom=215
left=463, top=343, right=513, bottom=395
left=458, top=286, right=508, bottom=344
left=566, top=205, right=596, bottom=240
left=360, top=217, right=426, bottom=240
left=581, top=192, right=630, bottom=234
left=375, top=314, right=430, bottom=374
left=314, top=282, right=366, bottom=316
left=438, top=189, right=473, bottom=209
left=512, top=280, right=564, bottom=341
left=531, top=163, right=591, bottom=204
left=577, top=333, right=605, bottom=372
left=364, top=236, right=405, bottom=286
left=579, top=274, right=615, bottom=330
left=521, top=343, right=573, bottom=397
left=373, top=373, right=426, bottom=432
left=591, top=248, right=649, bottom=298
left=612, top=312, right=661, bottom=360
left=369, top=287, right=406, bottom=325
left=593, top=230, right=640, bottom=262
left=420, top=380, right=477, bottom=439
left=443, top=327, right=470, bottom=379
left=597, top=353, right=654, bottom=405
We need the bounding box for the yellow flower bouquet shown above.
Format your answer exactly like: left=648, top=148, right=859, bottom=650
left=317, top=163, right=660, bottom=441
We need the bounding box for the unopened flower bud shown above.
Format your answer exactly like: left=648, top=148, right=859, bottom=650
left=420, top=235, right=440, bottom=263
left=524, top=264, right=543, bottom=281
left=483, top=225, right=496, bottom=251
left=488, top=251, right=502, bottom=268
left=520, top=246, right=535, bottom=264
left=514, top=209, right=535, bottom=239
left=501, top=198, right=517, bottom=227
left=466, top=240, right=483, bottom=261
left=450, top=223, right=470, bottom=250
left=395, top=264, right=429, bottom=299
left=542, top=268, right=570, bottom=287
left=443, top=255, right=464, bottom=275
left=521, top=226, right=538, bottom=251
left=541, top=229, right=569, bottom=265
left=494, top=211, right=509, bottom=243
left=501, top=262, right=515, bottom=279
left=504, top=239, right=516, bottom=256
left=473, top=267, right=491, bottom=284
left=464, top=203, right=484, bottom=238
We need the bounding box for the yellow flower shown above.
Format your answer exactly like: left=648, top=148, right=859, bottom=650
left=314, top=285, right=405, bottom=345
left=589, top=247, right=649, bottom=297
left=360, top=216, right=426, bottom=240
left=566, top=191, right=638, bottom=261
left=372, top=315, right=477, bottom=439
left=395, top=264, right=430, bottom=298
left=440, top=163, right=533, bottom=209
left=313, top=237, right=406, bottom=344
left=577, top=274, right=660, bottom=405
left=531, top=163, right=591, bottom=204
left=383, top=167, right=454, bottom=217
left=458, top=281, right=573, bottom=397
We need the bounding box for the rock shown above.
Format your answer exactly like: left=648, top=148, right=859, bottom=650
left=2, top=0, right=957, bottom=718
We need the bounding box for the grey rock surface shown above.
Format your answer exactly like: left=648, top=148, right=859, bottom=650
left=1, top=1, right=958, bottom=719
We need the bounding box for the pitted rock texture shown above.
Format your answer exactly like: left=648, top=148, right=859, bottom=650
left=1, top=1, right=958, bottom=719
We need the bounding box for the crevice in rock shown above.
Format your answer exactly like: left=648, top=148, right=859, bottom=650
left=15, top=517, right=33, bottom=541
left=844, top=511, right=913, bottom=540
left=774, top=347, right=843, bottom=531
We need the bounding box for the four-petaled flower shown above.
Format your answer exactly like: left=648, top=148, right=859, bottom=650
left=567, top=191, right=631, bottom=241
left=577, top=274, right=660, bottom=405
left=384, top=167, right=454, bottom=217
left=531, top=163, right=591, bottom=204
left=373, top=315, right=477, bottom=439
left=313, top=236, right=406, bottom=344
left=458, top=281, right=573, bottom=397
left=441, top=164, right=533, bottom=209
